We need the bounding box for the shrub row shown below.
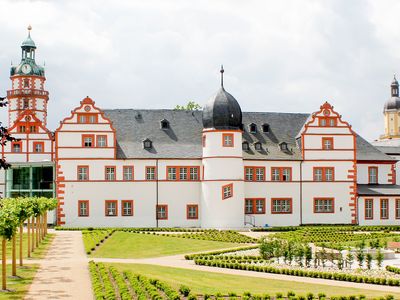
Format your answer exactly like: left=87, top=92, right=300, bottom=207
left=123, top=271, right=147, bottom=300
left=56, top=226, right=205, bottom=232
left=109, top=266, right=131, bottom=300
left=194, top=259, right=400, bottom=287
left=176, top=230, right=257, bottom=243
left=252, top=225, right=400, bottom=232
left=97, top=262, right=116, bottom=299
left=386, top=265, right=400, bottom=275
left=82, top=229, right=114, bottom=254
left=88, top=261, right=105, bottom=300
left=185, top=245, right=259, bottom=260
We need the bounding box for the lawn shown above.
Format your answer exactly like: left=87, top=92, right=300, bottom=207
left=90, top=231, right=244, bottom=258
left=0, top=233, right=54, bottom=260
left=109, top=263, right=400, bottom=299
left=0, top=264, right=38, bottom=299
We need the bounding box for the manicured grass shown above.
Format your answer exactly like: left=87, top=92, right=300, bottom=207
left=91, top=232, right=244, bottom=258
left=0, top=233, right=54, bottom=260
left=0, top=264, right=38, bottom=299
left=109, top=263, right=400, bottom=299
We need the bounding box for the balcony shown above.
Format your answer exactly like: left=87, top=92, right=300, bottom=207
left=7, top=89, right=49, bottom=97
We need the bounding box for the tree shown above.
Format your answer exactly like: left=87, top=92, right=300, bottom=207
left=376, top=249, right=384, bottom=269
left=0, top=96, right=16, bottom=171
left=356, top=248, right=365, bottom=268
left=345, top=248, right=354, bottom=269
left=174, top=101, right=202, bottom=111
left=366, top=253, right=373, bottom=270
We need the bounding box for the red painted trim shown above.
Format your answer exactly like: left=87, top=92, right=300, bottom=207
left=96, top=135, right=108, bottom=147
left=203, top=129, right=242, bottom=133
left=368, top=166, right=378, bottom=184
left=271, top=198, right=293, bottom=214
left=222, top=183, right=233, bottom=200
left=321, top=137, right=334, bottom=150
left=166, top=166, right=200, bottom=181
left=105, top=200, right=118, bottom=216
left=32, top=141, right=44, bottom=153
left=396, top=199, right=400, bottom=219
left=122, top=165, right=134, bottom=181
left=11, top=141, right=23, bottom=152
left=380, top=198, right=389, bottom=219
left=105, top=165, right=116, bottom=181
left=271, top=167, right=292, bottom=181
left=222, top=133, right=234, bottom=147
left=121, top=200, right=134, bottom=216
left=77, top=113, right=98, bottom=124
left=145, top=166, right=157, bottom=180
left=202, top=135, right=206, bottom=147
left=78, top=200, right=89, bottom=217
left=364, top=198, right=373, bottom=220
left=244, top=166, right=266, bottom=182
left=77, top=165, right=89, bottom=181
left=186, top=204, right=199, bottom=219
left=313, top=197, right=335, bottom=213
left=244, top=198, right=266, bottom=214
left=313, top=167, right=335, bottom=181
left=81, top=134, right=95, bottom=148
left=156, top=204, right=168, bottom=220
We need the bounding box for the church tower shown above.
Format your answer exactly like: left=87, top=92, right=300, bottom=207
left=7, top=26, right=49, bottom=127
left=201, top=67, right=245, bottom=228
left=381, top=76, right=400, bottom=139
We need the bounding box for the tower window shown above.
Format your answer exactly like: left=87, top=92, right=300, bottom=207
left=23, top=79, right=29, bottom=88
left=254, top=142, right=262, bottom=151
left=262, top=124, right=269, bottom=133
left=222, top=133, right=234, bottom=147
left=143, top=139, right=152, bottom=149
left=249, top=123, right=257, bottom=133
left=160, top=119, right=169, bottom=130
left=23, top=99, right=29, bottom=109
left=242, top=141, right=249, bottom=151
left=222, top=183, right=233, bottom=200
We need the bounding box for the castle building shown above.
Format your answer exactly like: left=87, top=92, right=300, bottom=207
left=1, top=29, right=400, bottom=228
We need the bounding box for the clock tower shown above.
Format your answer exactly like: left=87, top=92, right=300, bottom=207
left=7, top=25, right=49, bottom=127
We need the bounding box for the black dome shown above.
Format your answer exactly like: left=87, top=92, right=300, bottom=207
left=202, top=87, right=242, bottom=130
left=384, top=96, right=400, bottom=111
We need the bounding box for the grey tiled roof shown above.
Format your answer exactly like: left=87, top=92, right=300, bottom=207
left=358, top=184, right=400, bottom=196
left=103, top=109, right=394, bottom=161
left=375, top=146, right=400, bottom=156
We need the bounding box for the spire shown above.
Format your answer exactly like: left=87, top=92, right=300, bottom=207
left=391, top=74, right=399, bottom=97
left=27, top=24, right=32, bottom=36
left=220, top=65, right=224, bottom=88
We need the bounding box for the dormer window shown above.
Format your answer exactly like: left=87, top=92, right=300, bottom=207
left=143, top=139, right=152, bottom=149
left=242, top=141, right=249, bottom=151
left=254, top=142, right=262, bottom=151
left=262, top=124, right=269, bottom=133
left=160, top=119, right=169, bottom=130
left=249, top=123, right=257, bottom=133
left=280, top=142, right=288, bottom=151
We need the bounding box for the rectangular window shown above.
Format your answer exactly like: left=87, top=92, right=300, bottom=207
left=105, top=200, right=118, bottom=216
left=77, top=165, right=89, bottom=181
left=313, top=167, right=334, bottom=182
left=271, top=198, right=292, bottom=214
left=380, top=199, right=389, bottom=219
left=96, top=135, right=107, bottom=147
left=88, top=115, right=97, bottom=123
left=319, top=117, right=336, bottom=127
left=11, top=141, right=22, bottom=153
left=78, top=200, right=89, bottom=217
left=187, top=204, right=198, bottom=219
left=396, top=199, right=400, bottom=219
left=77, top=114, right=98, bottom=124
left=105, top=166, right=116, bottom=181
left=222, top=133, right=234, bottom=147
left=368, top=167, right=378, bottom=184
left=82, top=134, right=94, bottom=148
left=222, top=183, right=233, bottom=200
left=245, top=198, right=265, bottom=214
left=121, top=200, right=133, bottom=216
left=167, top=166, right=200, bottom=181
left=123, top=166, right=134, bottom=181
left=146, top=166, right=156, bottom=180
left=30, top=126, right=37, bottom=133
left=202, top=135, right=206, bottom=147
left=314, top=198, right=334, bottom=213
left=33, top=142, right=44, bottom=153
left=19, top=126, right=26, bottom=133
left=244, top=167, right=265, bottom=182
left=23, top=79, right=29, bottom=88
left=365, top=199, right=373, bottom=220
left=322, top=137, right=334, bottom=150
left=156, top=205, right=168, bottom=220
left=271, top=167, right=291, bottom=181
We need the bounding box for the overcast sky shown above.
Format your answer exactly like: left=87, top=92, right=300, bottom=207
left=0, top=0, right=399, bottom=141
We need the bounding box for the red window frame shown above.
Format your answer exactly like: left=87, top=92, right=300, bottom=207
left=156, top=205, right=168, bottom=220
left=33, top=141, right=44, bottom=153
left=202, top=135, right=206, bottom=147
left=77, top=113, right=98, bottom=124
left=321, top=137, right=334, bottom=150
left=166, top=166, right=200, bottom=181
left=222, top=183, right=233, bottom=200
left=105, top=166, right=116, bottom=181
left=187, top=204, right=199, bottom=219
left=313, top=167, right=335, bottom=181
left=146, top=166, right=157, bottom=180
left=77, top=165, right=89, bottom=181
left=318, top=117, right=337, bottom=127
left=365, top=198, right=373, bottom=220
left=105, top=200, right=118, bottom=217
left=222, top=133, right=234, bottom=147
left=122, top=166, right=134, bottom=181
left=271, top=167, right=292, bottom=181
left=121, top=200, right=134, bottom=216
left=396, top=199, right=400, bottom=219
left=380, top=198, right=389, bottom=219
left=244, top=198, right=266, bottom=214
left=96, top=135, right=108, bottom=147
left=313, top=198, right=335, bottom=213
left=82, top=134, right=95, bottom=148
left=271, top=198, right=292, bottom=214
left=244, top=166, right=266, bottom=182
left=11, top=141, right=22, bottom=153
left=368, top=166, right=378, bottom=184
left=78, top=200, right=89, bottom=217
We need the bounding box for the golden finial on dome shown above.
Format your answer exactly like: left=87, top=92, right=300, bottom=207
left=27, top=25, right=32, bottom=31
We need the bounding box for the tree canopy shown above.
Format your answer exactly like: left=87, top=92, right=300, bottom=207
left=0, top=96, right=16, bottom=170
left=174, top=101, right=202, bottom=111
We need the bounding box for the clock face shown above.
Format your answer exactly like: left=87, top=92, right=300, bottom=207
left=21, top=64, right=32, bottom=74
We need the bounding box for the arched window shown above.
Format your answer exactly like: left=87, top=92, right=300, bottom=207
left=254, top=142, right=262, bottom=151
left=143, top=139, right=152, bottom=149
left=160, top=119, right=169, bottom=130
left=262, top=123, right=269, bottom=133
left=249, top=123, right=257, bottom=133
left=242, top=141, right=249, bottom=151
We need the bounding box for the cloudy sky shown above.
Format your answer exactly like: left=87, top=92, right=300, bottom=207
left=0, top=0, right=399, bottom=141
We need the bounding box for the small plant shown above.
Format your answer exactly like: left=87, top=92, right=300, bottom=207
left=179, top=285, right=191, bottom=296
left=366, top=253, right=373, bottom=270
left=376, top=249, right=384, bottom=268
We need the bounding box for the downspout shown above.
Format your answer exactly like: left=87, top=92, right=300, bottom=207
left=300, top=160, right=303, bottom=225
left=156, top=159, right=159, bottom=228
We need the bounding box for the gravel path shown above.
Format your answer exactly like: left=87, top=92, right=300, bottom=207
left=24, top=230, right=93, bottom=299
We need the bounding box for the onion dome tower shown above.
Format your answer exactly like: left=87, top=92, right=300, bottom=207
left=7, top=25, right=49, bottom=127
left=201, top=66, right=245, bottom=228
left=382, top=76, right=400, bottom=138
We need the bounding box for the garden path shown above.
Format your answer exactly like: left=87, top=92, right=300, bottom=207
left=92, top=254, right=400, bottom=293
left=24, top=230, right=93, bottom=299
